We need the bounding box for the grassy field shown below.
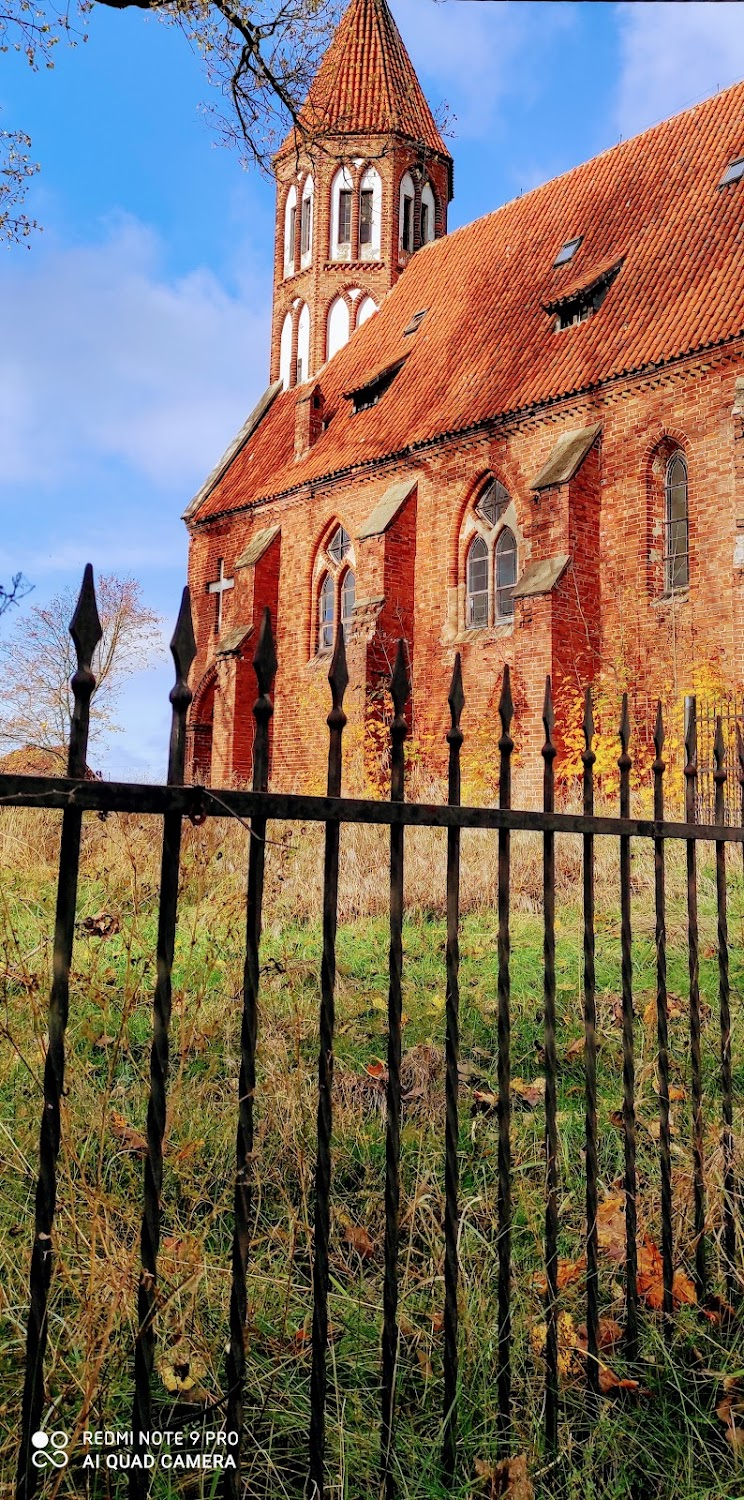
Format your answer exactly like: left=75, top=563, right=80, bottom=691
left=1, top=805, right=744, bottom=1499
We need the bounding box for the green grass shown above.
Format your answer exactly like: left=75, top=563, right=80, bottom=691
left=1, top=809, right=744, bottom=1498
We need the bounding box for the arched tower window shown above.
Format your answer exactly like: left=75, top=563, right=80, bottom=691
left=359, top=166, right=382, bottom=260
left=300, top=176, right=314, bottom=268
left=664, top=452, right=689, bottom=592
left=399, top=172, right=415, bottom=253
left=466, top=535, right=488, bottom=627
left=284, top=185, right=297, bottom=276
left=495, top=527, right=517, bottom=619
left=319, top=573, right=335, bottom=651
left=279, top=311, right=293, bottom=389
left=296, top=303, right=310, bottom=385
left=420, top=181, right=436, bottom=245
left=326, top=295, right=350, bottom=361
left=356, top=294, right=378, bottom=327
left=330, top=165, right=353, bottom=261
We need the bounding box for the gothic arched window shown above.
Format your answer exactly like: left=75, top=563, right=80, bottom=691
left=296, top=303, right=310, bottom=386
left=279, top=311, right=293, bottom=389
left=664, top=451, right=689, bottom=592
left=341, top=568, right=356, bottom=639
left=420, top=181, right=436, bottom=245
left=327, top=296, right=350, bottom=361
left=399, top=172, right=415, bottom=253
left=466, top=535, right=489, bottom=627
left=356, top=294, right=378, bottom=328
left=330, top=165, right=353, bottom=261
left=359, top=166, right=382, bottom=259
left=314, top=525, right=355, bottom=654
left=284, top=185, right=297, bottom=276
left=319, top=573, right=335, bottom=652
left=495, top=527, right=517, bottom=619
left=300, top=176, right=314, bottom=268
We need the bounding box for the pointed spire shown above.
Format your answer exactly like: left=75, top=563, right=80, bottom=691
left=280, top=0, right=449, bottom=158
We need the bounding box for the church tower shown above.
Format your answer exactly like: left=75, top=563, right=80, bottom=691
left=270, top=0, right=453, bottom=389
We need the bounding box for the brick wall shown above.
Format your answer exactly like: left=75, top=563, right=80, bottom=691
left=187, top=345, right=744, bottom=804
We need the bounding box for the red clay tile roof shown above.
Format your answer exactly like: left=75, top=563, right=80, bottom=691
left=197, top=80, right=744, bottom=524
left=277, top=0, right=449, bottom=158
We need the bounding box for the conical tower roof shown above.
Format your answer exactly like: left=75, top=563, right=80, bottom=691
left=278, top=0, right=449, bottom=157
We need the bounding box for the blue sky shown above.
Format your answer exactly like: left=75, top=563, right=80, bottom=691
left=2, top=0, right=744, bottom=778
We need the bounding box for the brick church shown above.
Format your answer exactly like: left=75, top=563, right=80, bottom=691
left=184, top=0, right=744, bottom=794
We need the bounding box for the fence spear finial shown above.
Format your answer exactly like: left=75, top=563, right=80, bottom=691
left=654, top=700, right=665, bottom=758
left=390, top=639, right=410, bottom=719
left=328, top=627, right=349, bottom=713
left=253, top=607, right=278, bottom=698
left=69, top=563, right=102, bottom=670
left=619, top=692, right=631, bottom=756
left=498, top=663, right=514, bottom=733
left=542, top=676, right=555, bottom=744
left=448, top=652, right=464, bottom=734
left=170, top=586, right=197, bottom=696
left=583, top=686, right=595, bottom=757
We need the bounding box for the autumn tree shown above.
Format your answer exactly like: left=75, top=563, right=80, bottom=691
left=1, top=0, right=343, bottom=243
left=0, top=573, right=161, bottom=754
left=0, top=572, right=32, bottom=616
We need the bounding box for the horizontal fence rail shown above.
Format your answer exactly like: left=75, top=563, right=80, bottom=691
left=3, top=566, right=743, bottom=1500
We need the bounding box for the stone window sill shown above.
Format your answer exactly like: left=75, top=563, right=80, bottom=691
left=652, top=589, right=689, bottom=608
left=448, top=621, right=515, bottom=645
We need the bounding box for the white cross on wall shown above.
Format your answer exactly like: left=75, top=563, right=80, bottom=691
left=207, top=558, right=234, bottom=634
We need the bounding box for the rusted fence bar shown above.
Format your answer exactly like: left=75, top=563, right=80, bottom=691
left=224, top=610, right=277, bottom=1500
left=714, top=719, right=736, bottom=1303
left=131, top=591, right=196, bottom=1496
left=308, top=633, right=348, bottom=1500
left=653, top=703, right=674, bottom=1327
left=442, top=655, right=464, bottom=1486
left=618, top=695, right=638, bottom=1361
left=582, top=691, right=599, bottom=1399
left=685, top=697, right=707, bottom=1299
left=381, top=642, right=410, bottom=1499
left=542, top=680, right=559, bottom=1450
left=496, top=667, right=514, bottom=1444
left=17, top=566, right=102, bottom=1500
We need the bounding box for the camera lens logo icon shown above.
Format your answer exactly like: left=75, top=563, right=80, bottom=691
left=31, top=1432, right=69, bottom=1470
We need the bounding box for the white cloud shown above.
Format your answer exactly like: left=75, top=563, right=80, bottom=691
left=616, top=2, right=744, bottom=138
left=394, top=0, right=575, bottom=140
left=0, top=214, right=271, bottom=491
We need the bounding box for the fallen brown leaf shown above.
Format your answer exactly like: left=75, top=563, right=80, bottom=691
left=474, top=1453, right=534, bottom=1499
left=565, top=1037, right=584, bottom=1062
left=365, top=1060, right=386, bottom=1079
left=344, top=1224, right=375, bottom=1260
left=472, top=1088, right=499, bottom=1115
left=79, top=910, right=120, bottom=939
left=533, top=1254, right=586, bottom=1298
left=598, top=1365, right=642, bottom=1395
left=512, top=1076, right=545, bottom=1109
left=596, top=1195, right=626, bottom=1263
left=110, top=1111, right=148, bottom=1155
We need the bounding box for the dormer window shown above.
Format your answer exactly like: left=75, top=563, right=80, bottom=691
left=554, top=236, right=582, bottom=267
left=720, top=157, right=744, bottom=187
left=403, top=308, right=428, bottom=336
left=345, top=358, right=406, bottom=415
left=546, top=261, right=623, bottom=332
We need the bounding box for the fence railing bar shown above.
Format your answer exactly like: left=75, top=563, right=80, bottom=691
left=618, top=694, right=639, bottom=1362
left=542, top=679, right=559, bottom=1451
left=381, top=641, right=410, bottom=1500
left=17, top=564, right=102, bottom=1500
left=442, top=654, right=463, bottom=1487
left=308, top=631, right=348, bottom=1500
left=653, top=702, right=674, bottom=1328
left=224, top=608, right=277, bottom=1500
left=714, top=718, right=736, bottom=1304
left=8, top=775, right=744, bottom=844
left=685, top=697, right=707, bottom=1300
left=497, top=666, right=514, bottom=1445
left=582, top=691, right=599, bottom=1400
left=737, top=723, right=744, bottom=885
left=130, top=589, right=197, bottom=1497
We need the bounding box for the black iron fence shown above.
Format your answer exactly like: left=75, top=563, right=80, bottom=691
left=2, top=566, right=744, bottom=1499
